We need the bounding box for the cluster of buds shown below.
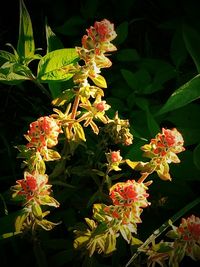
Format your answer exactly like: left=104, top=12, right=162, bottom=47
left=105, top=150, right=123, bottom=171
left=103, top=112, right=133, bottom=146
left=141, top=128, right=185, bottom=180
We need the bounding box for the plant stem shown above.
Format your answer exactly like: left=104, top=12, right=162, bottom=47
left=68, top=94, right=80, bottom=131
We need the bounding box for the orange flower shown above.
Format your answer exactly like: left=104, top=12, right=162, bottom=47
left=109, top=180, right=149, bottom=207
left=178, top=215, right=200, bottom=242
left=94, top=19, right=117, bottom=42
left=12, top=171, right=59, bottom=207
left=151, top=128, right=185, bottom=156
left=25, top=116, right=62, bottom=152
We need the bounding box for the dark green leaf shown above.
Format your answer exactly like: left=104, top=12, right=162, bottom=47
left=157, top=74, right=200, bottom=114
left=115, top=22, right=129, bottom=45
left=183, top=23, right=200, bottom=73
left=170, top=28, right=187, bottom=68
left=55, top=16, right=85, bottom=36
left=116, top=49, right=140, bottom=62
left=193, top=143, right=200, bottom=170
left=121, top=68, right=151, bottom=93
left=45, top=20, right=64, bottom=53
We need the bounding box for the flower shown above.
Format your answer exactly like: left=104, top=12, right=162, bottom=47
left=105, top=150, right=123, bottom=171
left=12, top=171, right=59, bottom=207
left=109, top=180, right=149, bottom=207
left=150, top=128, right=185, bottom=156
left=93, top=19, right=117, bottom=42
left=24, top=116, right=62, bottom=152
left=178, top=215, right=200, bottom=242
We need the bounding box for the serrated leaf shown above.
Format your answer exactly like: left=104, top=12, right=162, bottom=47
left=157, top=74, right=200, bottom=115
left=90, top=74, right=107, bottom=88
left=17, top=0, right=35, bottom=59
left=37, top=48, right=79, bottom=82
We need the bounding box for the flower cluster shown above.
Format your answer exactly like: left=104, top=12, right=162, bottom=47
left=109, top=180, right=149, bottom=207
left=74, top=179, right=150, bottom=256
left=24, top=116, right=62, bottom=160
left=12, top=171, right=58, bottom=207
left=145, top=215, right=200, bottom=267
left=11, top=171, right=59, bottom=232
left=141, top=128, right=185, bottom=180
left=78, top=19, right=117, bottom=71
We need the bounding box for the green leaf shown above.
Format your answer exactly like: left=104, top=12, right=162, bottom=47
left=115, top=21, right=129, bottom=45
left=52, top=88, right=75, bottom=106
left=116, top=49, right=140, bottom=62
left=90, top=74, right=107, bottom=88
left=37, top=48, right=79, bottom=82
left=170, top=28, right=187, bottom=68
left=121, top=68, right=151, bottom=93
left=0, top=50, right=17, bottom=63
left=0, top=71, right=30, bottom=85
left=0, top=231, right=21, bottom=240
left=183, top=23, right=200, bottom=73
left=193, top=143, right=200, bottom=170
left=32, top=203, right=43, bottom=219
left=55, top=16, right=85, bottom=36
left=17, top=0, right=35, bottom=60
left=157, top=74, right=200, bottom=115
left=45, top=20, right=64, bottom=53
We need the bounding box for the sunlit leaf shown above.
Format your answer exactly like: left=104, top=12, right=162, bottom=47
left=0, top=50, right=17, bottom=63
left=37, top=48, right=79, bottom=82
left=17, top=0, right=35, bottom=59
left=52, top=88, right=75, bottom=106
left=90, top=74, right=107, bottom=88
